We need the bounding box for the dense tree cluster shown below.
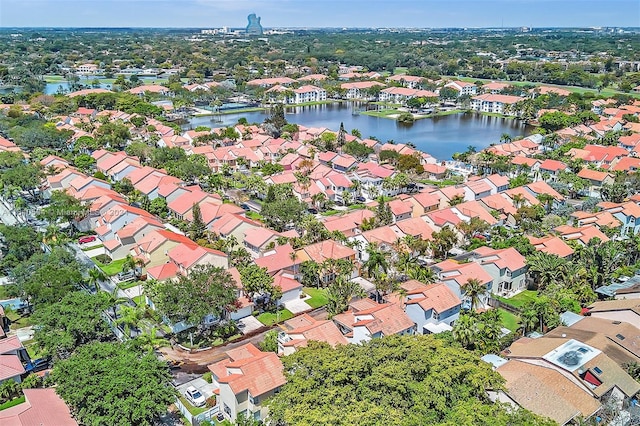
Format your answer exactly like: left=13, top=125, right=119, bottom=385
left=268, top=336, right=555, bottom=425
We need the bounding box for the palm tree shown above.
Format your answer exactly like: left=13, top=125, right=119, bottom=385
left=122, top=254, right=144, bottom=276
left=519, top=309, right=539, bottom=335
left=463, top=278, right=488, bottom=311
left=526, top=251, right=567, bottom=290
left=116, top=304, right=145, bottom=338
left=311, top=192, right=327, bottom=211
left=406, top=264, right=436, bottom=283
left=87, top=268, right=107, bottom=292
left=452, top=314, right=476, bottom=348
left=132, top=328, right=170, bottom=353
left=511, top=193, right=525, bottom=209
left=362, top=243, right=390, bottom=280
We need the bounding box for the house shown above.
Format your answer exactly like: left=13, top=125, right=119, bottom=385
left=321, top=209, right=375, bottom=237
left=444, top=81, right=477, bottom=96
left=525, top=181, right=565, bottom=207
left=586, top=300, right=640, bottom=328
left=128, top=85, right=170, bottom=96
left=599, top=202, right=640, bottom=236
left=470, top=247, right=527, bottom=297
left=277, top=314, right=347, bottom=356
left=94, top=203, right=154, bottom=241
left=462, top=180, right=492, bottom=201
left=570, top=210, right=621, bottom=229
left=405, top=191, right=440, bottom=217
left=538, top=159, right=567, bottom=179
left=385, top=74, right=425, bottom=89
left=0, top=354, right=24, bottom=385
left=423, top=163, right=448, bottom=181
left=349, top=225, right=405, bottom=262
left=504, top=337, right=640, bottom=409
left=294, top=240, right=357, bottom=283
left=389, top=280, right=462, bottom=334
left=243, top=227, right=281, bottom=258
left=483, top=174, right=510, bottom=194
left=378, top=87, right=437, bottom=104
left=103, top=215, right=164, bottom=260
left=481, top=82, right=511, bottom=94
left=392, top=217, right=435, bottom=242
left=490, top=358, right=601, bottom=425
left=246, top=77, right=296, bottom=88
left=530, top=86, right=571, bottom=97
left=292, top=85, right=327, bottom=104
left=470, top=94, right=522, bottom=115
left=554, top=224, right=610, bottom=246
left=208, top=343, right=286, bottom=423
left=332, top=298, right=416, bottom=344
left=0, top=388, right=78, bottom=426
left=211, top=214, right=263, bottom=248
left=388, top=198, right=413, bottom=223
left=527, top=235, right=574, bottom=259
left=146, top=243, right=228, bottom=282
left=545, top=316, right=640, bottom=366
left=167, top=189, right=221, bottom=220
left=577, top=168, right=615, bottom=197
left=340, top=81, right=385, bottom=100
left=254, top=244, right=297, bottom=276
left=132, top=229, right=196, bottom=270
left=432, top=260, right=493, bottom=309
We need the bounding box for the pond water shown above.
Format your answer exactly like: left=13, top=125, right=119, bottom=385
left=187, top=102, right=532, bottom=160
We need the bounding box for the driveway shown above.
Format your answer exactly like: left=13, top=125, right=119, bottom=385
left=283, top=298, right=312, bottom=314
left=237, top=316, right=264, bottom=335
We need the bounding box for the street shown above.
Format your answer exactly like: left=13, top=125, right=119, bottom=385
left=160, top=307, right=327, bottom=373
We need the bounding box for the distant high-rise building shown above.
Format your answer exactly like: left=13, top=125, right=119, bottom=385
left=246, top=13, right=263, bottom=35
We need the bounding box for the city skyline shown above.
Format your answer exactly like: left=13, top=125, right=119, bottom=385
left=0, top=0, right=638, bottom=29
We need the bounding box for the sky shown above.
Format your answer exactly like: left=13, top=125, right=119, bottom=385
left=0, top=0, right=638, bottom=28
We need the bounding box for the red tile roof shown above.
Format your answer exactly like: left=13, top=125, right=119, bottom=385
left=0, top=388, right=78, bottom=425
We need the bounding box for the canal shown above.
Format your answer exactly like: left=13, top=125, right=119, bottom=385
left=187, top=102, right=532, bottom=160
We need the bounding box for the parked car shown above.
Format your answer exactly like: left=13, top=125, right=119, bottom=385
left=185, top=386, right=206, bottom=407
left=355, top=196, right=366, bottom=203
left=78, top=235, right=96, bottom=244
left=116, top=271, right=135, bottom=282
left=24, top=356, right=52, bottom=374
left=216, top=413, right=225, bottom=422
left=307, top=208, right=318, bottom=214
left=240, top=203, right=251, bottom=211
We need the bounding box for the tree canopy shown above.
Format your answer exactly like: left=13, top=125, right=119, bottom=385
left=54, top=342, right=175, bottom=426
left=268, top=335, right=554, bottom=426
left=32, top=291, right=113, bottom=359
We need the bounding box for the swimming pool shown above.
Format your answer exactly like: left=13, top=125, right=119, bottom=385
left=0, top=297, right=28, bottom=311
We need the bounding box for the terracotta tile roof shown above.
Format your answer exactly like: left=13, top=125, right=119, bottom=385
left=554, top=224, right=609, bottom=245
left=454, top=200, right=498, bottom=225
left=496, top=359, right=600, bottom=425
left=0, top=354, right=25, bottom=381
left=392, top=217, right=434, bottom=240
left=298, top=240, right=355, bottom=264
left=146, top=262, right=179, bottom=281
left=254, top=244, right=296, bottom=275
left=210, top=213, right=260, bottom=236
left=472, top=93, right=522, bottom=104
left=273, top=271, right=303, bottom=293
left=135, top=229, right=194, bottom=254
left=282, top=314, right=347, bottom=348
left=0, top=388, right=78, bottom=425
left=208, top=343, right=286, bottom=397
left=360, top=225, right=405, bottom=246
left=397, top=281, right=461, bottom=314
left=168, top=243, right=226, bottom=270
left=426, top=207, right=462, bottom=227
left=527, top=235, right=574, bottom=258
left=168, top=189, right=220, bottom=216
left=388, top=198, right=413, bottom=217
left=410, top=191, right=441, bottom=209
left=525, top=181, right=565, bottom=201
left=128, top=84, right=169, bottom=94
left=434, top=260, right=493, bottom=287
left=243, top=227, right=279, bottom=248
left=334, top=301, right=415, bottom=337
left=472, top=246, right=526, bottom=272
left=480, top=193, right=517, bottom=215
left=539, top=159, right=567, bottom=172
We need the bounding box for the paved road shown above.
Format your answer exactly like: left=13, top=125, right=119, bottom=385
left=159, top=307, right=328, bottom=373
left=0, top=196, right=19, bottom=226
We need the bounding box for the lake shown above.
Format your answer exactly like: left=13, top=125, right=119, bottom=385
left=187, top=103, right=532, bottom=160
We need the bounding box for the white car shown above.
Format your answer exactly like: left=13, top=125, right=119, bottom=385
left=185, top=386, right=206, bottom=407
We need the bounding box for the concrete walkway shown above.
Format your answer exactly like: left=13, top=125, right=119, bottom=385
left=237, top=316, right=264, bottom=335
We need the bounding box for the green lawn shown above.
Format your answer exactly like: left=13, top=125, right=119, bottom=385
left=0, top=396, right=25, bottom=411
left=132, top=295, right=145, bottom=306
left=21, top=339, right=46, bottom=359
left=117, top=280, right=140, bottom=290
left=5, top=309, right=33, bottom=330
left=177, top=396, right=209, bottom=416
left=256, top=309, right=294, bottom=326
left=495, top=290, right=540, bottom=309
left=499, top=309, right=520, bottom=333
left=303, top=287, right=329, bottom=309
left=91, top=257, right=127, bottom=276
left=361, top=109, right=400, bottom=118
left=82, top=244, right=103, bottom=251
left=245, top=211, right=263, bottom=221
